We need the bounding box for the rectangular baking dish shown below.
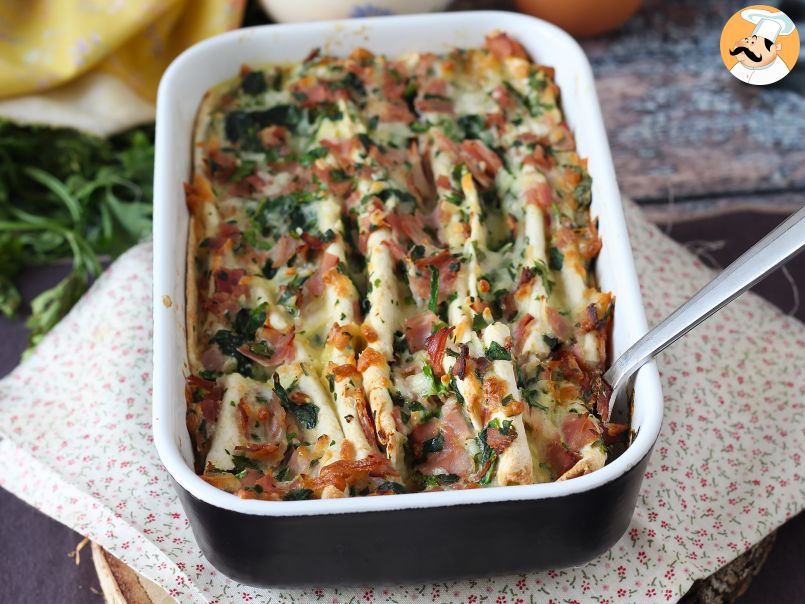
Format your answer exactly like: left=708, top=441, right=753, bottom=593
left=153, top=10, right=664, bottom=587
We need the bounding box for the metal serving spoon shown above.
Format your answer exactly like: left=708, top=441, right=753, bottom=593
left=604, top=204, right=805, bottom=420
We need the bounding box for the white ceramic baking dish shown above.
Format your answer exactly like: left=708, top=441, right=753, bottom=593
left=153, top=10, right=664, bottom=586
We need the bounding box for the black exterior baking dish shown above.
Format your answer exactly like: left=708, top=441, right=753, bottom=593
left=153, top=11, right=664, bottom=587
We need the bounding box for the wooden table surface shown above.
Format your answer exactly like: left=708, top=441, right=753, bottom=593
left=1, top=0, right=803, bottom=602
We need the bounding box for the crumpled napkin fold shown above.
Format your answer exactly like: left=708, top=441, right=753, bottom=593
left=0, top=201, right=803, bottom=604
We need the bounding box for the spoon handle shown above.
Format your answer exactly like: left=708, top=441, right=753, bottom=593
left=604, top=204, right=805, bottom=398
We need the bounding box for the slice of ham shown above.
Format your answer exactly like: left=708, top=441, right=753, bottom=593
left=546, top=306, right=572, bottom=341
left=187, top=375, right=222, bottom=423
left=410, top=250, right=460, bottom=306
left=355, top=391, right=378, bottom=450
left=270, top=235, right=299, bottom=268
left=416, top=79, right=453, bottom=114
left=207, top=148, right=236, bottom=182
left=403, top=311, right=439, bottom=352
left=236, top=471, right=285, bottom=500
left=313, top=165, right=353, bottom=197
left=377, top=63, right=414, bottom=124
left=206, top=222, right=241, bottom=251
left=524, top=181, right=554, bottom=211
left=214, top=268, right=246, bottom=295
left=291, top=80, right=350, bottom=108
left=451, top=344, right=469, bottom=380
left=491, top=84, right=515, bottom=112
left=240, top=326, right=296, bottom=367
left=484, top=32, right=530, bottom=60
left=561, top=413, right=601, bottom=452
left=432, top=133, right=502, bottom=190
left=425, top=326, right=454, bottom=376
left=232, top=173, right=266, bottom=198
left=408, top=141, right=434, bottom=201
left=258, top=125, right=288, bottom=148
left=321, top=138, right=357, bottom=164
left=459, top=140, right=503, bottom=189
left=523, top=144, right=555, bottom=171
left=512, top=313, right=535, bottom=358
left=200, top=346, right=228, bottom=373
left=383, top=237, right=408, bottom=264
left=418, top=401, right=474, bottom=478
left=386, top=211, right=432, bottom=246
left=545, top=439, right=581, bottom=478
left=305, top=252, right=340, bottom=297
left=300, top=232, right=326, bottom=253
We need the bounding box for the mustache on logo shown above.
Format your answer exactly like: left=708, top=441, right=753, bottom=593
left=730, top=46, right=763, bottom=62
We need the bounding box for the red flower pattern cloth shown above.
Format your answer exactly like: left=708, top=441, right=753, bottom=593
left=0, top=200, right=803, bottom=603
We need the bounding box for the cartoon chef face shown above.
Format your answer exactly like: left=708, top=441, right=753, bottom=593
left=730, top=34, right=781, bottom=68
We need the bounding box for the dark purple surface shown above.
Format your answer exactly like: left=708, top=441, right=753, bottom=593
left=0, top=209, right=802, bottom=601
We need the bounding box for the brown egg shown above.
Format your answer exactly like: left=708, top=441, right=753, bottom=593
left=514, top=0, right=642, bottom=38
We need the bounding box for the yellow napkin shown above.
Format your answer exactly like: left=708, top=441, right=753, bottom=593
left=0, top=0, right=244, bottom=134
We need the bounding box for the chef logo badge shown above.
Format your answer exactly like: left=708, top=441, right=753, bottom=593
left=720, top=5, right=799, bottom=86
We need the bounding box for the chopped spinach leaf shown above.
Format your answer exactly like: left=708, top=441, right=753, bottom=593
left=457, top=114, right=486, bottom=140
left=376, top=481, right=406, bottom=494
left=283, top=488, right=313, bottom=501
left=273, top=373, right=318, bottom=429
left=421, top=473, right=460, bottom=488
left=486, top=341, right=511, bottom=361
left=548, top=247, right=564, bottom=271
left=542, top=334, right=561, bottom=352
left=472, top=313, right=489, bottom=331
left=241, top=71, right=267, bottom=95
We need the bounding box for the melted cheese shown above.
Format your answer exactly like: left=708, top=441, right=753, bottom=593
left=187, top=34, right=614, bottom=500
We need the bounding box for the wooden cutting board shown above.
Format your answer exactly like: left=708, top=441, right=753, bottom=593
left=91, top=543, right=173, bottom=604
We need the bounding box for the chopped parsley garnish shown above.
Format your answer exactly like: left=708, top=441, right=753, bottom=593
left=423, top=362, right=449, bottom=395
left=524, top=389, right=549, bottom=411
left=427, top=265, right=439, bottom=313
left=230, top=159, right=256, bottom=182
left=300, top=146, right=328, bottom=166
left=532, top=260, right=554, bottom=293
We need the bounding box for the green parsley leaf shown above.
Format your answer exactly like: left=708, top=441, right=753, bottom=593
left=428, top=265, right=439, bottom=313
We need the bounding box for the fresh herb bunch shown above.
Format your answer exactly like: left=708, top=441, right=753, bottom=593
left=0, top=120, right=155, bottom=350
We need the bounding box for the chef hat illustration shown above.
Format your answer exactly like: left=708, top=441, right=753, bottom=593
left=741, top=8, right=796, bottom=42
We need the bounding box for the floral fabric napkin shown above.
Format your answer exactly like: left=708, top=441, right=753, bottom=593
left=0, top=201, right=803, bottom=604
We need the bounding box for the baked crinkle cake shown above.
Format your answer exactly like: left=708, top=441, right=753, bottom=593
left=184, top=32, right=627, bottom=501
